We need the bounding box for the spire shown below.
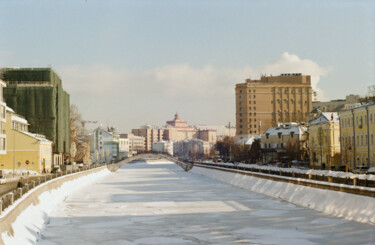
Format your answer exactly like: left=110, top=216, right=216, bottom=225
left=175, top=112, right=179, bottom=120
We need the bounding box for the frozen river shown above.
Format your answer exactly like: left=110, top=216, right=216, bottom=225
left=39, top=161, right=375, bottom=244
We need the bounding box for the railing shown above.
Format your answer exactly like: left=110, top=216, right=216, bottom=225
left=0, top=162, right=114, bottom=214
left=194, top=162, right=375, bottom=197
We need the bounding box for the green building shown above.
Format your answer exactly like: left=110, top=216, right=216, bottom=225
left=0, top=68, right=70, bottom=155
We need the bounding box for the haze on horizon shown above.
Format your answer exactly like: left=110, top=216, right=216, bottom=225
left=1, top=0, right=374, bottom=133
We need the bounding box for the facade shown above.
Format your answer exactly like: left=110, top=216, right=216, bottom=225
left=152, top=141, right=174, bottom=155
left=0, top=79, right=6, bottom=155
left=1, top=68, right=70, bottom=154
left=195, top=125, right=235, bottom=140
left=0, top=107, right=53, bottom=173
left=173, top=139, right=211, bottom=159
left=339, top=103, right=375, bottom=169
left=120, top=133, right=145, bottom=155
left=119, top=138, right=130, bottom=158
left=261, top=122, right=308, bottom=164
left=312, top=94, right=360, bottom=112
left=132, top=126, right=164, bottom=152
left=236, top=73, right=312, bottom=140
left=89, top=127, right=119, bottom=163
left=309, top=113, right=340, bottom=170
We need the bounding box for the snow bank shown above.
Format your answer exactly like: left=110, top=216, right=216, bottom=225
left=199, top=162, right=375, bottom=180
left=1, top=168, right=111, bottom=245
left=191, top=166, right=375, bottom=225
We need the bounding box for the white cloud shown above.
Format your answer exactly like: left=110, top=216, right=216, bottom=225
left=58, top=52, right=331, bottom=131
left=256, top=52, right=332, bottom=100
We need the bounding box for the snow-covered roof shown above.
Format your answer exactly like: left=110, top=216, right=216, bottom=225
left=237, top=136, right=259, bottom=145
left=263, top=122, right=306, bottom=136
left=310, top=112, right=339, bottom=125
left=11, top=114, right=29, bottom=125
left=20, top=131, right=52, bottom=143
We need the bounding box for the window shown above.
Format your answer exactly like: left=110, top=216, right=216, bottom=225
left=240, top=90, right=242, bottom=93
left=291, top=132, right=294, bottom=138
left=266, top=133, right=269, bottom=139
left=271, top=101, right=274, bottom=104
left=254, top=124, right=256, bottom=128
left=254, top=107, right=256, bottom=110
left=249, top=107, right=251, bottom=110
left=249, top=130, right=252, bottom=134
left=298, top=101, right=301, bottom=104
left=278, top=132, right=282, bottom=138
left=239, top=113, right=242, bottom=116
left=254, top=113, right=256, bottom=116
left=253, top=90, right=255, bottom=92
left=249, top=113, right=252, bottom=116
left=249, top=89, right=251, bottom=93
left=240, top=119, right=242, bottom=122
left=249, top=101, right=251, bottom=104
left=239, top=101, right=242, bottom=105
left=254, top=101, right=256, bottom=104
left=240, top=125, right=243, bottom=128
left=253, top=95, right=256, bottom=98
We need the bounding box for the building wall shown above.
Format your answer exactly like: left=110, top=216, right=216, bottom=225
left=236, top=73, right=312, bottom=140
left=1, top=68, right=70, bottom=154
left=0, top=80, right=6, bottom=155
left=132, top=128, right=164, bottom=152
left=309, top=120, right=340, bottom=170
left=0, top=112, right=53, bottom=173
left=339, top=104, right=375, bottom=168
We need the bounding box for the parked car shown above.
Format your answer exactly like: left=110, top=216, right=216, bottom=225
left=367, top=167, right=375, bottom=175
left=51, top=166, right=62, bottom=173
left=0, top=176, right=7, bottom=185
left=334, top=165, right=347, bottom=172
left=352, top=166, right=369, bottom=174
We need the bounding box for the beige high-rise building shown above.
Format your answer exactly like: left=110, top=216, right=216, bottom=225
left=236, top=73, right=312, bottom=140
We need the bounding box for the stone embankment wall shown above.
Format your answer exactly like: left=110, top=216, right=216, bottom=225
left=0, top=166, right=107, bottom=245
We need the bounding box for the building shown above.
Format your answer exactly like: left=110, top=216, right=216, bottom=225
left=195, top=125, right=236, bottom=140
left=132, top=126, right=164, bottom=152
left=89, top=127, right=119, bottom=163
left=152, top=141, right=173, bottom=155
left=309, top=113, right=340, bottom=170
left=164, top=113, right=217, bottom=143
left=1, top=68, right=70, bottom=156
left=312, top=94, right=361, bottom=112
left=235, top=73, right=312, bottom=140
left=0, top=107, right=53, bottom=173
left=120, top=133, right=145, bottom=155
left=119, top=138, right=130, bottom=159
left=173, top=139, right=211, bottom=160
left=0, top=79, right=6, bottom=155
left=261, top=122, right=308, bottom=164
left=339, top=103, right=375, bottom=169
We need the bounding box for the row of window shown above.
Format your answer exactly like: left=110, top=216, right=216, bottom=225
left=271, top=99, right=308, bottom=105
left=239, top=124, right=257, bottom=129
left=239, top=107, right=257, bottom=111
left=239, top=100, right=256, bottom=105
left=341, top=112, right=375, bottom=128
left=342, top=134, right=375, bottom=147
left=238, top=95, right=256, bottom=99
left=238, top=88, right=310, bottom=94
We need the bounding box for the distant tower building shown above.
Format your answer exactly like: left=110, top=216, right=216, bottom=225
left=235, top=73, right=312, bottom=140
left=1, top=68, right=70, bottom=155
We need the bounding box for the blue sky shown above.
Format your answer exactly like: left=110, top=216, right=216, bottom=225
left=1, top=0, right=374, bottom=132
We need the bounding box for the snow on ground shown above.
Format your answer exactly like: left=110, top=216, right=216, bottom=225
left=35, top=161, right=375, bottom=245
left=1, top=168, right=111, bottom=245
left=191, top=166, right=375, bottom=224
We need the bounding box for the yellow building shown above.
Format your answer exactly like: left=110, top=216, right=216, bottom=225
left=235, top=73, right=312, bottom=140
left=339, top=103, right=375, bottom=169
left=0, top=107, right=52, bottom=174
left=309, top=113, right=340, bottom=170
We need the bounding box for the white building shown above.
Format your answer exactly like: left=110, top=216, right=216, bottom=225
left=152, top=141, right=173, bottom=155
left=173, top=139, right=211, bottom=159
left=89, top=127, right=119, bottom=163
left=119, top=138, right=130, bottom=158
left=120, top=133, right=145, bottom=155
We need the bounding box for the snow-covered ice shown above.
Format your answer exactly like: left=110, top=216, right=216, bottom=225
left=31, top=161, right=375, bottom=245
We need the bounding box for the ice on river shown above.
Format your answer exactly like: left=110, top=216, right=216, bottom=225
left=18, top=161, right=375, bottom=244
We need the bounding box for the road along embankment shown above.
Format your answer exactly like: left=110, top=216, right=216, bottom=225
left=191, top=166, right=375, bottom=225
left=0, top=166, right=111, bottom=245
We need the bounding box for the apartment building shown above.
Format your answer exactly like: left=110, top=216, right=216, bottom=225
left=339, top=103, right=375, bottom=168
left=0, top=79, right=6, bottom=155
left=236, top=73, right=312, bottom=140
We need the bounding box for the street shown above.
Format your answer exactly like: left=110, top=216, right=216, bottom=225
left=38, top=161, right=375, bottom=245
